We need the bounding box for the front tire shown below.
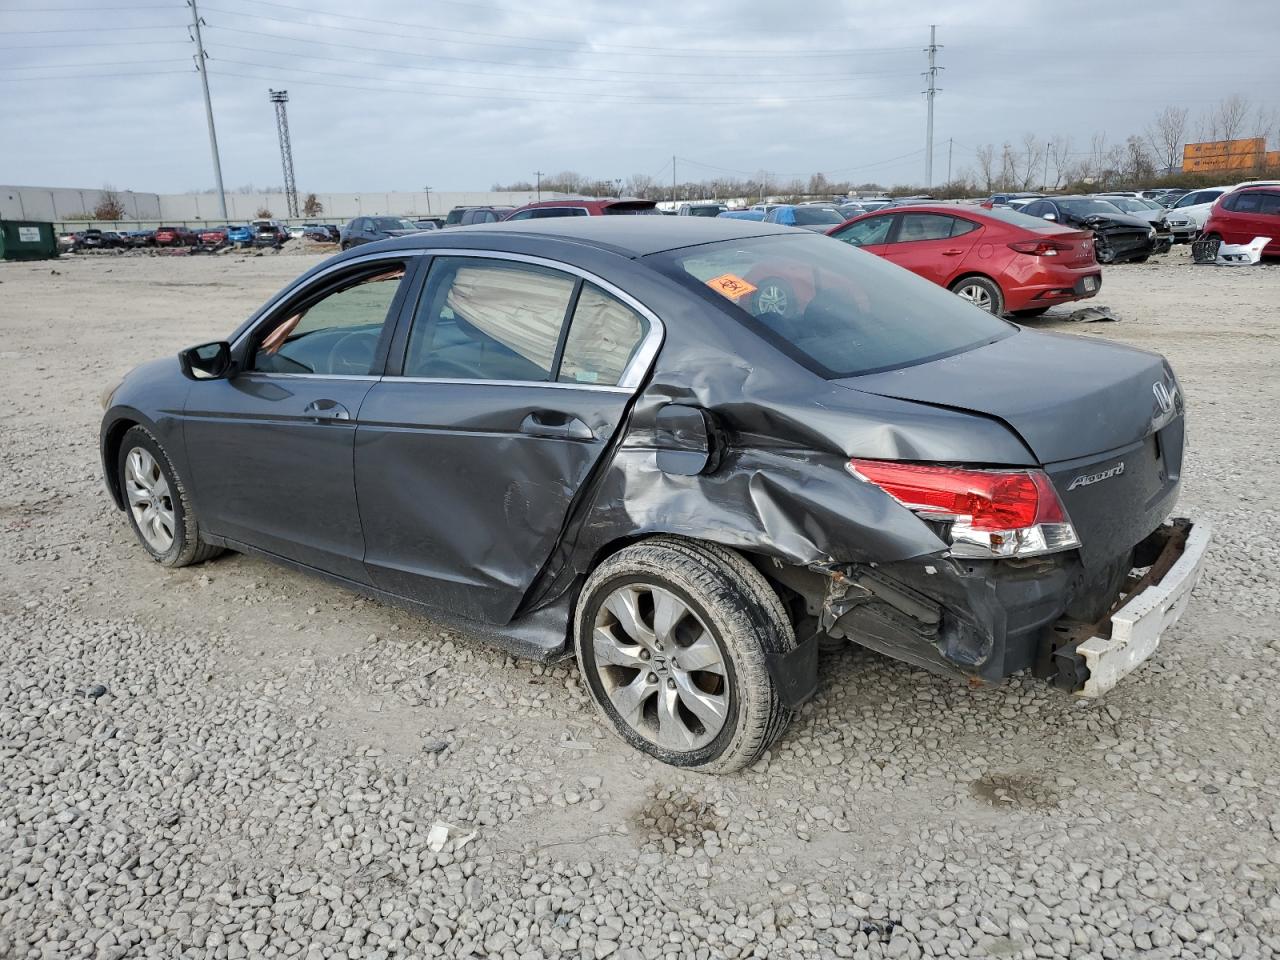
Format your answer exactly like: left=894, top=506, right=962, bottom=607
left=117, top=426, right=222, bottom=568
left=950, top=275, right=1004, bottom=315
left=574, top=537, right=796, bottom=773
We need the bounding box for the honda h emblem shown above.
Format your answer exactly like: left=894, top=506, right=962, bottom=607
left=1153, top=381, right=1175, bottom=414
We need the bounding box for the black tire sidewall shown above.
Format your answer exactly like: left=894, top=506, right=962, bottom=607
left=576, top=570, right=742, bottom=769
left=116, top=427, right=190, bottom=565
left=952, top=275, right=1003, bottom=315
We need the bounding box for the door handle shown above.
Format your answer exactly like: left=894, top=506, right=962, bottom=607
left=519, top=411, right=594, bottom=441
left=941, top=248, right=964, bottom=256
left=303, top=399, right=350, bottom=422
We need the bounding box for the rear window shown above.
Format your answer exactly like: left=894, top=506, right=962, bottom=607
left=977, top=207, right=1068, bottom=232
left=792, top=207, right=844, bottom=226
left=603, top=201, right=660, bottom=215
left=649, top=234, right=1013, bottom=379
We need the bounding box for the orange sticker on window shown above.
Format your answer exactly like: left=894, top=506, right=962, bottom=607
left=706, top=273, right=757, bottom=300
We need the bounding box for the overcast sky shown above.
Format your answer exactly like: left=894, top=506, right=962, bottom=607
left=2, top=0, right=1279, bottom=194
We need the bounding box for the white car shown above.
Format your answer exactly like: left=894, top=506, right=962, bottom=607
left=1164, top=187, right=1233, bottom=239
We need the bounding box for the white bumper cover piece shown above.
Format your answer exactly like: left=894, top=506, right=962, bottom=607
left=1075, top=520, right=1211, bottom=698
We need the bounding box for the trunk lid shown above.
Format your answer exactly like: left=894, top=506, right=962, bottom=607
left=840, top=330, right=1183, bottom=564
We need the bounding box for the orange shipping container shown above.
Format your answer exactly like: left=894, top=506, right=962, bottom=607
left=1183, top=137, right=1265, bottom=159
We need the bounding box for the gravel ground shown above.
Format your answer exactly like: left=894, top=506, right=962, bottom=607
left=1, top=247, right=1279, bottom=959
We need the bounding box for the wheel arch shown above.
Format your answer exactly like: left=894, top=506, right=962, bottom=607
left=947, top=270, right=1003, bottom=296
left=100, top=408, right=159, bottom=510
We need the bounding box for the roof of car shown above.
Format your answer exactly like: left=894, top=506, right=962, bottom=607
left=364, top=216, right=797, bottom=258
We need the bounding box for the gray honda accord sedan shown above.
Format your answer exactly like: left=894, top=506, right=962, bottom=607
left=100, top=218, right=1209, bottom=772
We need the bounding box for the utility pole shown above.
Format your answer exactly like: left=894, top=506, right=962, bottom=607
left=188, top=0, right=227, bottom=219
left=922, top=25, right=942, bottom=188
left=947, top=137, right=953, bottom=185
left=672, top=155, right=677, bottom=202
left=534, top=170, right=543, bottom=201
left=1043, top=142, right=1051, bottom=191
left=423, top=186, right=431, bottom=213
left=269, top=90, right=299, bottom=218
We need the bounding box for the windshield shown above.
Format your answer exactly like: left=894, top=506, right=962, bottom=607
left=792, top=207, right=845, bottom=225
left=373, top=217, right=416, bottom=231
left=1104, top=198, right=1153, bottom=213
left=649, top=234, right=1013, bottom=379
left=687, top=205, right=724, bottom=217
left=1059, top=199, right=1124, bottom=217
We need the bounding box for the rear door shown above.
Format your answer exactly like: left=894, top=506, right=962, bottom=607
left=883, top=213, right=982, bottom=285
left=354, top=253, right=661, bottom=623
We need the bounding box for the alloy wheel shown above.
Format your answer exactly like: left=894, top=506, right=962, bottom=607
left=592, top=583, right=729, bottom=751
left=955, top=282, right=994, bottom=312
left=755, top=284, right=790, bottom=316
left=124, top=446, right=175, bottom=553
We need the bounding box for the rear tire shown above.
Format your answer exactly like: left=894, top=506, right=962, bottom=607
left=950, top=275, right=1004, bottom=315
left=117, top=426, right=222, bottom=568
left=1131, top=255, right=1150, bottom=263
left=1011, top=306, right=1051, bottom=318
left=575, top=537, right=796, bottom=773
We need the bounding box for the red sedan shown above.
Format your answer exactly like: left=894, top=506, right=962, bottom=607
left=1201, top=185, right=1280, bottom=257
left=826, top=204, right=1100, bottom=316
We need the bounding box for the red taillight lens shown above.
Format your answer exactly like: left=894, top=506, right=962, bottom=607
left=1008, top=239, right=1071, bottom=256
left=848, top=460, right=1066, bottom=530
left=847, top=460, right=1078, bottom=558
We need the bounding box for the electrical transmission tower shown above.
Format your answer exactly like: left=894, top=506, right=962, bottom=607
left=922, top=25, right=943, bottom=187
left=269, top=89, right=299, bottom=218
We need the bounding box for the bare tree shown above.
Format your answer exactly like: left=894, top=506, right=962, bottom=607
left=1123, top=136, right=1155, bottom=182
left=974, top=144, right=997, bottom=191
left=1047, top=135, right=1073, bottom=188
left=1019, top=133, right=1047, bottom=190
left=256, top=207, right=273, bottom=218
left=1214, top=94, right=1250, bottom=142
left=624, top=173, right=654, bottom=198
left=302, top=193, right=324, bottom=217
left=1146, top=106, right=1189, bottom=173
left=93, top=185, right=126, bottom=220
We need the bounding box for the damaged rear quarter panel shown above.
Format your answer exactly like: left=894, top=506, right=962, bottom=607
left=532, top=265, right=1041, bottom=595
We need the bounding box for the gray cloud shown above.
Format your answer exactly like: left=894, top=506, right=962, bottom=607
left=1, top=0, right=1277, bottom=193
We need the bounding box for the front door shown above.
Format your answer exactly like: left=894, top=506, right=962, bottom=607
left=355, top=254, right=658, bottom=623
left=183, top=256, right=417, bottom=582
left=827, top=212, right=895, bottom=258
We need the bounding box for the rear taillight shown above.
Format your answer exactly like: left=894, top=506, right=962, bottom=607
left=847, top=459, right=1080, bottom=559
left=1008, top=239, right=1072, bottom=256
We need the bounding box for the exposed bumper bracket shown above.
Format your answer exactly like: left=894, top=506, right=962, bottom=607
left=1053, top=518, right=1210, bottom=698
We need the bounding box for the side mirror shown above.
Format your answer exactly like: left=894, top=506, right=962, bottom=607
left=180, top=341, right=232, bottom=380
left=1042, top=212, right=1057, bottom=221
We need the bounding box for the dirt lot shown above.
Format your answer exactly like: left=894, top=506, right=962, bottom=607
left=2, top=247, right=1279, bottom=960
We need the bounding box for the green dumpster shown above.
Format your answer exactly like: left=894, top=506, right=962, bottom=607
left=0, top=220, right=59, bottom=261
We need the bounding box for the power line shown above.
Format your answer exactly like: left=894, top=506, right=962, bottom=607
left=0, top=68, right=193, bottom=81
left=203, top=25, right=918, bottom=82
left=205, top=40, right=918, bottom=87
left=0, top=24, right=187, bottom=34
left=199, top=6, right=919, bottom=59
left=206, top=58, right=919, bottom=105
left=0, top=58, right=191, bottom=69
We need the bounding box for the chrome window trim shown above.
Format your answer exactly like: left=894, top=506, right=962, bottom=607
left=389, top=376, right=631, bottom=394
left=235, top=372, right=381, bottom=382
left=393, top=247, right=665, bottom=392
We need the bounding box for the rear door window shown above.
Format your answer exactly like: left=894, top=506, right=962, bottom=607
left=895, top=214, right=956, bottom=242
left=558, top=285, right=649, bottom=386
left=403, top=258, right=576, bottom=381
left=1259, top=193, right=1280, bottom=216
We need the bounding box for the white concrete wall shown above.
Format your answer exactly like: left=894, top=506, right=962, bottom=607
left=1, top=185, right=564, bottom=225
